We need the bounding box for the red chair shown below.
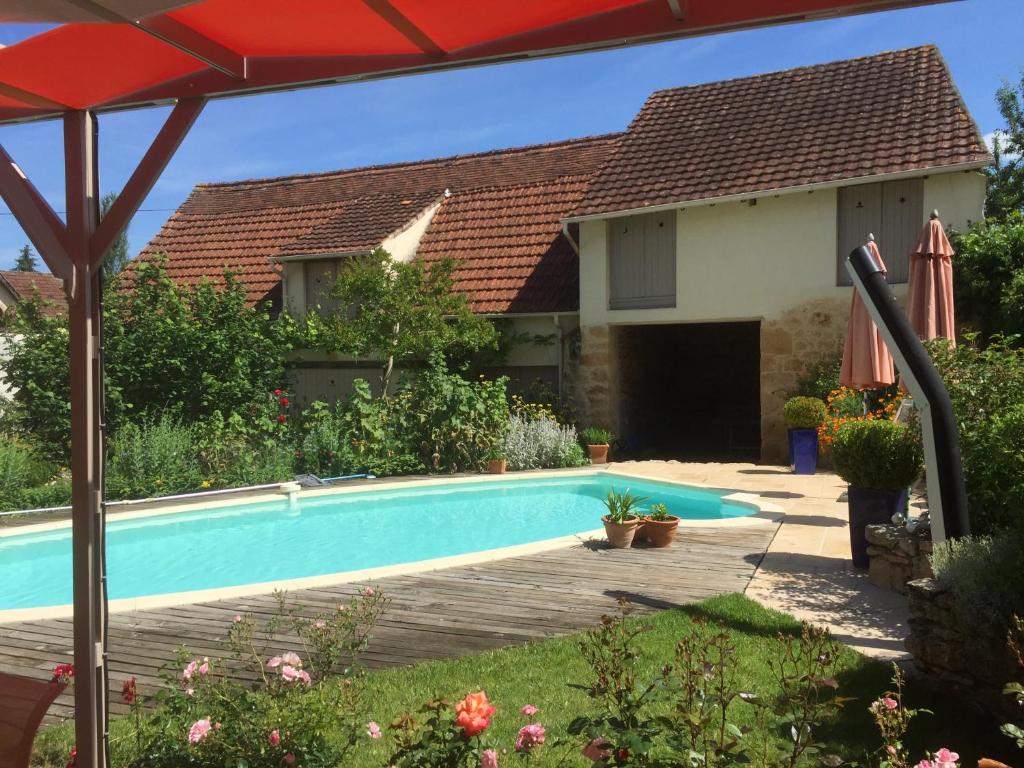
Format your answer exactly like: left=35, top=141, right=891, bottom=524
left=0, top=671, right=67, bottom=768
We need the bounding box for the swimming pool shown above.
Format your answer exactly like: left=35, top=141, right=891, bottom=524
left=0, top=472, right=757, bottom=612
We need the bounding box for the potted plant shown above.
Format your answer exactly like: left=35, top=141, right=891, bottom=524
left=641, top=502, right=679, bottom=548
left=831, top=419, right=923, bottom=569
left=784, top=396, right=827, bottom=475
left=581, top=427, right=612, bottom=465
left=485, top=445, right=507, bottom=474
left=602, top=488, right=646, bottom=548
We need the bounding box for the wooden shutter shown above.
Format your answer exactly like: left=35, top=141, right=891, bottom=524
left=836, top=183, right=881, bottom=286
left=608, top=212, right=676, bottom=309
left=304, top=259, right=339, bottom=313
left=879, top=178, right=923, bottom=284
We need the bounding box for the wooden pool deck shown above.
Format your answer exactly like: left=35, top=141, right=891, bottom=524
left=0, top=522, right=778, bottom=723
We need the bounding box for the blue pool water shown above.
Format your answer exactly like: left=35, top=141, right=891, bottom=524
left=0, top=474, right=752, bottom=610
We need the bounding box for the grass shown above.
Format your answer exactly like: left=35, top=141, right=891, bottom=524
left=32, top=594, right=1018, bottom=767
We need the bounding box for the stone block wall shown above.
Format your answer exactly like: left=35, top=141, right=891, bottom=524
left=906, top=578, right=1022, bottom=720
left=576, top=324, right=617, bottom=431
left=760, top=297, right=848, bottom=463
left=865, top=524, right=933, bottom=594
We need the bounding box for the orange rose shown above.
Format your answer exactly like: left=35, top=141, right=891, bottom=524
left=455, top=690, right=495, bottom=737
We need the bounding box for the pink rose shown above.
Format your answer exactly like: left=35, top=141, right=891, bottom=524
left=181, top=660, right=198, bottom=681
left=281, top=665, right=300, bottom=682
left=281, top=652, right=302, bottom=668
left=480, top=749, right=499, bottom=768
left=198, top=662, right=210, bottom=676
left=934, top=749, right=959, bottom=768
left=283, top=754, right=296, bottom=766
left=232, top=614, right=242, bottom=623
left=916, top=761, right=936, bottom=768
left=297, top=670, right=311, bottom=686
left=269, top=729, right=281, bottom=747
left=367, top=721, right=382, bottom=739
left=882, top=697, right=898, bottom=710
left=313, top=620, right=326, bottom=630
left=520, top=704, right=538, bottom=716
left=363, top=586, right=375, bottom=597
left=188, top=718, right=212, bottom=745
left=515, top=723, right=546, bottom=753
left=267, top=656, right=283, bottom=669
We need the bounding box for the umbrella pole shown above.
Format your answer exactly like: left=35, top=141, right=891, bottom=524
left=845, top=245, right=969, bottom=541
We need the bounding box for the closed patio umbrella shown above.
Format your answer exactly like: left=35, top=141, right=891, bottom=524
left=907, top=211, right=956, bottom=343
left=840, top=238, right=896, bottom=389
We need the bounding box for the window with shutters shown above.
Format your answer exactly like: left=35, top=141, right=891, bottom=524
left=836, top=179, right=922, bottom=285
left=304, top=259, right=341, bottom=314
left=607, top=211, right=676, bottom=309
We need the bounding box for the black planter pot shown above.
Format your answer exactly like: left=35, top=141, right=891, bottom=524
left=847, top=486, right=907, bottom=569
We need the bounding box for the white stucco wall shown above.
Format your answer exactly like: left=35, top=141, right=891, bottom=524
left=578, top=170, right=985, bottom=328
left=500, top=315, right=576, bottom=367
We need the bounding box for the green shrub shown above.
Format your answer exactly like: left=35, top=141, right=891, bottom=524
left=794, top=352, right=843, bottom=401
left=400, top=355, right=509, bottom=473
left=928, top=337, right=1024, bottom=534
left=783, top=396, right=827, bottom=429
left=0, top=441, right=33, bottom=509
left=15, top=479, right=71, bottom=510
left=106, top=418, right=205, bottom=500
left=931, top=523, right=1024, bottom=638
left=831, top=420, right=923, bottom=490
left=580, top=427, right=612, bottom=445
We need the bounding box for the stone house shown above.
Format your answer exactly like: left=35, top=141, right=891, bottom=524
left=138, top=44, right=989, bottom=463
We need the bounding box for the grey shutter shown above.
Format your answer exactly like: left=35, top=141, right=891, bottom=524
left=304, top=259, right=339, bottom=313
left=836, top=183, right=881, bottom=286
left=879, top=178, right=923, bottom=284
left=608, top=212, right=676, bottom=309
left=641, top=211, right=676, bottom=307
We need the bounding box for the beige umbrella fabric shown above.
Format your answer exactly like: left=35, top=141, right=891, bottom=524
left=840, top=239, right=896, bottom=390
left=907, top=211, right=956, bottom=343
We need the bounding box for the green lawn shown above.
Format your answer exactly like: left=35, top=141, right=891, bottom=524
left=33, top=594, right=1018, bottom=767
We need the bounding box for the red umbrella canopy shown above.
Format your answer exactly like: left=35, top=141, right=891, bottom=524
left=907, top=212, right=956, bottom=343
left=840, top=239, right=896, bottom=390
left=0, top=0, right=953, bottom=125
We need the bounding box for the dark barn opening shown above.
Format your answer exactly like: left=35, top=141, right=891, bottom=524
left=614, top=321, right=761, bottom=461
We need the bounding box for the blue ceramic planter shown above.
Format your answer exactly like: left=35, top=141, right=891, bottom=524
left=788, top=428, right=819, bottom=475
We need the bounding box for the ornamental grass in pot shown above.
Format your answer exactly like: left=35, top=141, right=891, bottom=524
left=581, top=427, right=612, bottom=465
left=831, top=419, right=923, bottom=569
left=602, top=488, right=646, bottom=548
left=784, top=396, right=827, bottom=475
left=641, top=502, right=679, bottom=548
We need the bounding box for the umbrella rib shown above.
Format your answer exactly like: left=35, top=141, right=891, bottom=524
left=363, top=0, right=446, bottom=56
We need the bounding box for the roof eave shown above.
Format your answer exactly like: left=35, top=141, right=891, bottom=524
left=563, top=159, right=991, bottom=223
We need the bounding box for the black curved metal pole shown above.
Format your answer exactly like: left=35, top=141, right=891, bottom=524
left=845, top=245, right=969, bottom=541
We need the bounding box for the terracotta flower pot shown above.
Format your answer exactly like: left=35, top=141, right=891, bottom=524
left=588, top=443, right=610, bottom=464
left=487, top=458, right=507, bottom=474
left=641, top=516, right=680, bottom=548
left=602, top=516, right=640, bottom=548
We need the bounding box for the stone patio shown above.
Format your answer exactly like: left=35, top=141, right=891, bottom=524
left=614, top=460, right=911, bottom=659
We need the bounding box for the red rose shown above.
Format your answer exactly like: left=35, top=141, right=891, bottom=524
left=280, top=397, right=289, bottom=406
left=52, top=663, right=74, bottom=683
left=616, top=747, right=629, bottom=763
left=277, top=415, right=287, bottom=424
left=274, top=389, right=282, bottom=396
left=122, top=676, right=136, bottom=705
left=66, top=746, right=77, bottom=768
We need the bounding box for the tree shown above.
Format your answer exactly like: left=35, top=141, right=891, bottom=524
left=307, top=249, right=497, bottom=394
left=0, top=258, right=296, bottom=463
left=99, top=192, right=131, bottom=275
left=950, top=212, right=1024, bottom=342
left=13, top=244, right=37, bottom=272
left=985, top=71, right=1024, bottom=221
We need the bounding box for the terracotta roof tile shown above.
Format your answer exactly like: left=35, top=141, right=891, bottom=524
left=0, top=270, right=66, bottom=316
left=136, top=134, right=617, bottom=307
left=573, top=46, right=990, bottom=217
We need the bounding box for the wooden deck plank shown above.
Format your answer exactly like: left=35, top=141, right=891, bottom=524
left=0, top=521, right=778, bottom=723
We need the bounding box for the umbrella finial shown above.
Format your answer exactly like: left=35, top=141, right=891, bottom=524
left=867, top=232, right=875, bottom=242
left=930, top=209, right=940, bottom=220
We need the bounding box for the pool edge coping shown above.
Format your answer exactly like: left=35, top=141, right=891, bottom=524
left=0, top=467, right=784, bottom=624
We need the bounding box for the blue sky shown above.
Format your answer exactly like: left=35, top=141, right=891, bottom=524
left=0, top=0, right=1021, bottom=270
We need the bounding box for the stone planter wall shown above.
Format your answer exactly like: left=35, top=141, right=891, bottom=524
left=865, top=524, right=933, bottom=594
left=906, top=578, right=1021, bottom=721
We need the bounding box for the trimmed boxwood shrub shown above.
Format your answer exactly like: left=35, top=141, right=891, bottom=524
left=830, top=420, right=923, bottom=491
left=783, top=396, right=827, bottom=429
